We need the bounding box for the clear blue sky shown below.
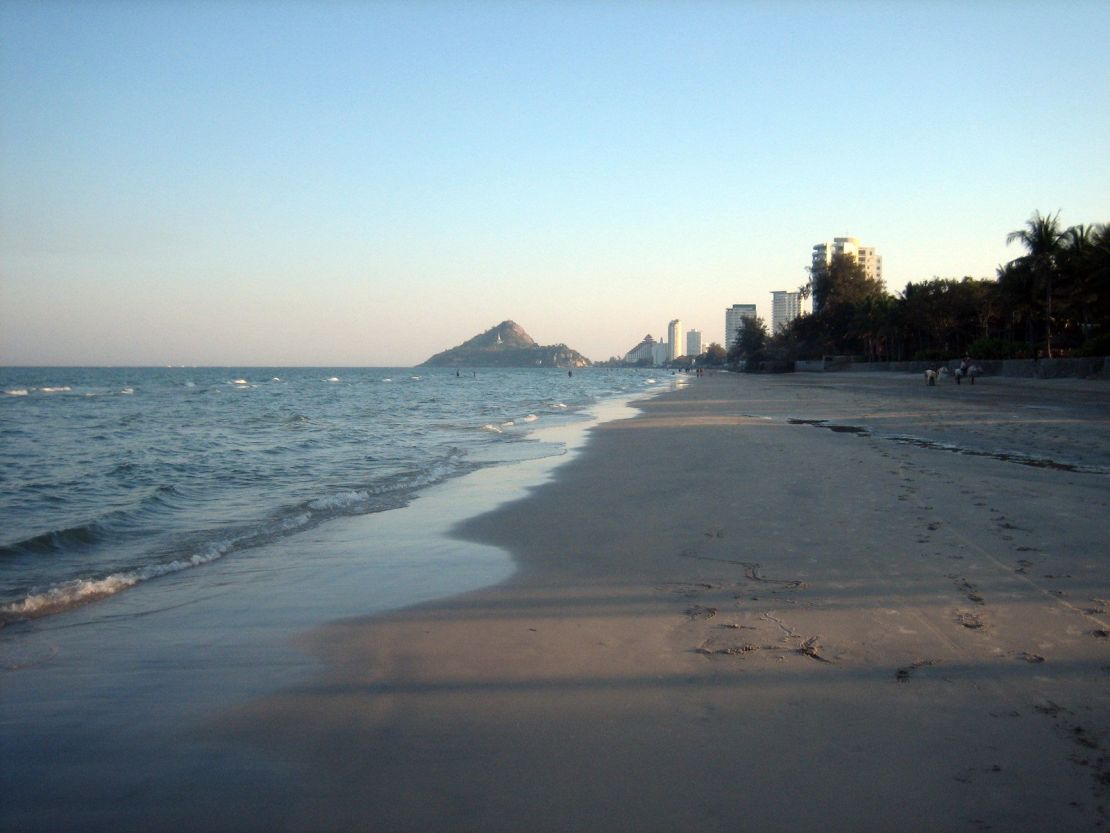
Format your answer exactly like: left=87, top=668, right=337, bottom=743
left=2, top=0, right=1108, bottom=366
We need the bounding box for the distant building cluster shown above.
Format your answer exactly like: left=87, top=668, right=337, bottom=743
left=619, top=235, right=879, bottom=364
left=621, top=321, right=705, bottom=367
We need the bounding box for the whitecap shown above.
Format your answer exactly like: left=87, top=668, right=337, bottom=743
left=3, top=389, right=28, bottom=397
left=501, top=420, right=515, bottom=428
left=522, top=414, right=539, bottom=423
left=549, top=402, right=568, bottom=409
left=0, top=541, right=234, bottom=622
left=40, top=386, right=72, bottom=393
left=481, top=424, right=504, bottom=434
left=120, top=387, right=135, bottom=395
left=324, top=376, right=340, bottom=383
left=231, top=378, right=250, bottom=386
left=308, top=490, right=369, bottom=511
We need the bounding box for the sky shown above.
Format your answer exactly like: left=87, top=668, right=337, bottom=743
left=1, top=1, right=1108, bottom=366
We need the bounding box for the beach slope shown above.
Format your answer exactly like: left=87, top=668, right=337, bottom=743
left=216, top=373, right=1110, bottom=832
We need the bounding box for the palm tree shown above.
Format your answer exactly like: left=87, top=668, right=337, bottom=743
left=1006, top=211, right=1066, bottom=357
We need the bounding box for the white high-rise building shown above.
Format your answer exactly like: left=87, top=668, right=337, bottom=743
left=667, top=319, right=682, bottom=361
left=771, top=291, right=803, bottom=334
left=686, top=329, right=703, bottom=357
left=725, top=304, right=757, bottom=349
left=810, top=236, right=883, bottom=312
left=651, top=340, right=670, bottom=366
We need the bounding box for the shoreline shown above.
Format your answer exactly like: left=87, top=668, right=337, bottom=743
left=215, top=372, right=1110, bottom=833
left=0, top=388, right=660, bottom=833
left=5, top=372, right=1110, bottom=831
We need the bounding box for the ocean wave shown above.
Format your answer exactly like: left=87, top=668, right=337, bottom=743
left=1, top=450, right=475, bottom=622
left=307, top=490, right=369, bottom=511
left=0, top=541, right=234, bottom=623
left=0, top=522, right=107, bottom=557
left=39, top=386, right=72, bottom=393
left=482, top=424, right=504, bottom=433
left=3, top=389, right=29, bottom=396
left=1, top=486, right=182, bottom=558
left=522, top=414, right=539, bottom=423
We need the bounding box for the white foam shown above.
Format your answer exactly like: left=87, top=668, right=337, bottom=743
left=3, top=389, right=28, bottom=396
left=549, top=402, right=568, bottom=409
left=522, top=414, right=539, bottom=423
left=120, top=387, right=135, bottom=395
left=324, top=376, right=340, bottom=383
left=481, top=424, right=504, bottom=434
left=501, top=420, right=515, bottom=427
left=308, top=491, right=369, bottom=511
left=1, top=541, right=234, bottom=622
left=281, top=512, right=311, bottom=530
left=40, top=386, right=72, bottom=393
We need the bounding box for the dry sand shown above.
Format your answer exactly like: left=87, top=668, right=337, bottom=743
left=214, top=372, right=1110, bottom=833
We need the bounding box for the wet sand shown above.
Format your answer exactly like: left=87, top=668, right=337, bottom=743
left=209, top=372, right=1110, bottom=832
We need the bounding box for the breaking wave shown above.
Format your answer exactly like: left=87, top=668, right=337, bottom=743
left=0, top=449, right=475, bottom=623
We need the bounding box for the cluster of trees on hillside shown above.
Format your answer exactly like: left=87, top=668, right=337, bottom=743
left=722, top=212, right=1110, bottom=369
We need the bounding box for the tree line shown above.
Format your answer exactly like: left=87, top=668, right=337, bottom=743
left=723, top=211, right=1109, bottom=368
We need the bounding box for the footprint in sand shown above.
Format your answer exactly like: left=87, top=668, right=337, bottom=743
left=956, top=610, right=986, bottom=629
left=895, top=658, right=941, bottom=682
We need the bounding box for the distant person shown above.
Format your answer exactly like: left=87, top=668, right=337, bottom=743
left=955, top=355, right=974, bottom=385
left=568, top=370, right=572, bottom=377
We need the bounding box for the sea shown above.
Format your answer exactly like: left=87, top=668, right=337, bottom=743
left=0, top=366, right=665, bottom=625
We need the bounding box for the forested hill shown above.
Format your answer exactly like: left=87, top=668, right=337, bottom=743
left=419, top=321, right=591, bottom=368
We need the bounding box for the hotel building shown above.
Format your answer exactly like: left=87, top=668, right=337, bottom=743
left=725, top=304, right=757, bottom=349
left=686, top=329, right=703, bottom=358
left=810, top=237, right=882, bottom=312
left=771, top=290, right=803, bottom=334
left=667, top=319, right=682, bottom=361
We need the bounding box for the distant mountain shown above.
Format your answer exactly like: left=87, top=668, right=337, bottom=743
left=419, top=321, right=591, bottom=368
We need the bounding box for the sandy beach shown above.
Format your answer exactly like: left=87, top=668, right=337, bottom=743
left=4, top=371, right=1109, bottom=832
left=205, top=372, right=1109, bottom=833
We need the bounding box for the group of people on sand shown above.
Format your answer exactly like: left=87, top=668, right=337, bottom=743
left=925, top=355, right=978, bottom=386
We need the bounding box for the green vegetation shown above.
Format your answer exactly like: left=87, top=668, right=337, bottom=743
left=727, top=316, right=768, bottom=370
left=769, top=212, right=1110, bottom=363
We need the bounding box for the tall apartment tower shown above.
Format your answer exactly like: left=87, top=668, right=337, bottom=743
left=667, top=319, right=682, bottom=361
left=686, top=329, right=703, bottom=358
left=725, top=304, right=757, bottom=349
left=771, top=290, right=803, bottom=334
left=810, top=236, right=883, bottom=312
